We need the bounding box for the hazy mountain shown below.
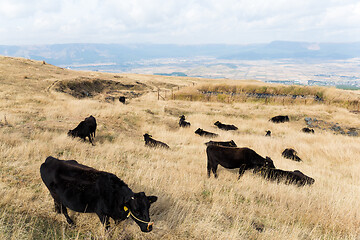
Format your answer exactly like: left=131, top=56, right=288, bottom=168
left=0, top=41, right=359, bottom=66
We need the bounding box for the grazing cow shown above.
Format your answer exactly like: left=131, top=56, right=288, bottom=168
left=68, top=115, right=97, bottom=144
left=270, top=115, right=289, bottom=123
left=206, top=145, right=275, bottom=179
left=265, top=130, right=271, bottom=137
left=179, top=115, right=191, bottom=128
left=282, top=148, right=302, bottom=162
left=195, top=128, right=218, bottom=138
left=40, top=156, right=157, bottom=232
left=119, top=96, right=126, bottom=104
left=214, top=121, right=238, bottom=131
left=302, top=127, right=314, bottom=133
left=143, top=133, right=170, bottom=149
left=254, top=167, right=315, bottom=186
left=205, top=140, right=237, bottom=147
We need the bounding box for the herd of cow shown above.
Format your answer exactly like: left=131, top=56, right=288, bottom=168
left=40, top=113, right=315, bottom=233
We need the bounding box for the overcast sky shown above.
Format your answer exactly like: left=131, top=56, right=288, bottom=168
left=1, top=0, right=360, bottom=45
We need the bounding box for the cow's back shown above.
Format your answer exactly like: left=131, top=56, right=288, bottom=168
left=206, top=146, right=257, bottom=168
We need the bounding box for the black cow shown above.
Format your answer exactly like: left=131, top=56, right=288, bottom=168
left=40, top=156, right=157, bottom=232
left=302, top=127, right=314, bottom=133
left=265, top=130, right=271, bottom=137
left=270, top=115, right=289, bottom=123
left=254, top=168, right=315, bottom=186
left=282, top=148, right=302, bottom=162
left=206, top=145, right=275, bottom=179
left=214, top=121, right=238, bottom=131
left=143, top=133, right=170, bottom=149
left=179, top=115, right=191, bottom=128
left=119, top=96, right=126, bottom=104
left=68, top=115, right=97, bottom=144
left=195, top=128, right=218, bottom=137
left=205, top=140, right=237, bottom=147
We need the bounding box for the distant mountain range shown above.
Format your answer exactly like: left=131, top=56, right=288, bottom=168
left=1, top=41, right=360, bottom=66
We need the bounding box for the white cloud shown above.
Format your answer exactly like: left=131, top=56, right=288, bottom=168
left=0, top=0, right=360, bottom=45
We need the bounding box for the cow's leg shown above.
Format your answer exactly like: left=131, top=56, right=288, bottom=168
left=88, top=134, right=94, bottom=145
left=97, top=213, right=110, bottom=230
left=211, top=164, right=218, bottom=178
left=238, top=164, right=247, bottom=179
left=61, top=204, right=74, bottom=225
left=207, top=163, right=212, bottom=178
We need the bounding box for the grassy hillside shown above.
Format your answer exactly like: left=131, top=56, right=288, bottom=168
left=0, top=56, right=360, bottom=239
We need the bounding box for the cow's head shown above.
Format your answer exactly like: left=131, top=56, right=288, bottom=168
left=125, top=192, right=158, bottom=232
left=143, top=133, right=152, bottom=141
left=67, top=130, right=77, bottom=137
left=179, top=115, right=185, bottom=120
left=264, top=157, right=276, bottom=169
left=214, top=121, right=220, bottom=126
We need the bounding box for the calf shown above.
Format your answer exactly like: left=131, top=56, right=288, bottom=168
left=195, top=128, right=218, bottom=138
left=205, top=140, right=237, bottom=147
left=40, top=156, right=157, bottom=232
left=214, top=121, right=238, bottom=131
left=143, top=133, right=170, bottom=149
left=68, top=115, right=97, bottom=144
left=179, top=115, right=191, bottom=128
left=270, top=115, right=289, bottom=123
left=282, top=148, right=302, bottom=162
left=206, top=145, right=275, bottom=179
left=254, top=167, right=315, bottom=186
left=302, top=127, right=314, bottom=133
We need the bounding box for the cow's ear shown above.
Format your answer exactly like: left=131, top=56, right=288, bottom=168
left=147, top=196, right=158, bottom=204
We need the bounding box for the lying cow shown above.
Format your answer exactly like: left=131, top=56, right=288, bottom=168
left=143, top=133, right=170, bottom=149
left=302, top=127, right=314, bottom=133
left=206, top=145, right=275, bottom=179
left=205, top=140, right=237, bottom=147
left=40, top=156, right=157, bottom=232
left=270, top=115, right=289, bottom=123
left=214, top=121, right=238, bottom=131
left=282, top=148, right=302, bottom=162
left=254, top=167, right=315, bottom=186
left=179, top=115, right=191, bottom=128
left=68, top=115, right=97, bottom=144
left=119, top=96, right=126, bottom=104
left=195, top=128, right=218, bottom=138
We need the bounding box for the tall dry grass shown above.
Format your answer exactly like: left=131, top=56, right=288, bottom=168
left=1, top=56, right=360, bottom=239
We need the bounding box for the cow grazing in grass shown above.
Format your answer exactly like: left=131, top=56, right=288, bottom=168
left=254, top=167, right=315, bottom=186
left=179, top=115, right=191, bottom=128
left=282, top=148, right=302, bottom=162
left=214, top=121, right=238, bottom=131
left=270, top=115, right=289, bottom=123
left=302, top=127, right=314, bottom=133
left=195, top=128, right=218, bottom=138
left=265, top=130, right=271, bottom=137
left=119, top=96, right=126, bottom=104
left=68, top=115, right=97, bottom=145
left=40, top=156, right=158, bottom=232
left=143, top=133, right=170, bottom=149
left=205, top=140, right=237, bottom=147
left=206, top=145, right=275, bottom=179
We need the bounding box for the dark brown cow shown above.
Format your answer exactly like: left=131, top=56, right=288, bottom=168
left=270, top=115, right=289, bottom=123
left=206, top=145, right=275, bottom=179
left=68, top=115, right=97, bottom=145
left=40, top=156, right=157, bottom=232
left=302, top=127, right=314, bottom=133
left=195, top=128, right=218, bottom=137
left=282, top=148, right=302, bottom=162
left=143, top=133, right=170, bottom=149
left=214, top=121, right=238, bottom=131
left=254, top=167, right=315, bottom=186
left=179, top=115, right=191, bottom=127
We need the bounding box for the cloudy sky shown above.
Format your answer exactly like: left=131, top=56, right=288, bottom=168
left=1, top=0, right=360, bottom=45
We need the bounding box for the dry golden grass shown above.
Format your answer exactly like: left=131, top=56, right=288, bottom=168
left=1, top=56, right=360, bottom=239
